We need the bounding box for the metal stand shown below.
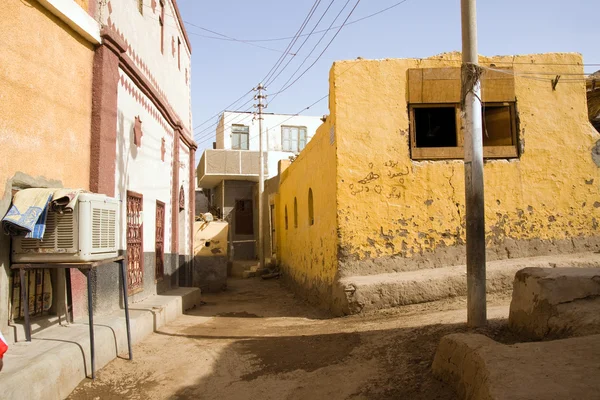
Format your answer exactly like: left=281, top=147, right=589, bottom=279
left=119, top=259, right=133, bottom=361
left=11, top=256, right=132, bottom=379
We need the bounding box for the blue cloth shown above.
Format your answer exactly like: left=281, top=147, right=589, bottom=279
left=2, top=189, right=54, bottom=239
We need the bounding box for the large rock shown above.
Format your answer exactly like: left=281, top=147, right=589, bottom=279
left=509, top=267, right=600, bottom=339
left=433, top=333, right=600, bottom=400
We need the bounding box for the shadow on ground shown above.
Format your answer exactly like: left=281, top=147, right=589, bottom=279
left=68, top=278, right=517, bottom=400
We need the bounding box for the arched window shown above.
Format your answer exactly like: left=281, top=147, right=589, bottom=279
left=294, top=197, right=298, bottom=228
left=308, top=188, right=314, bottom=226
left=285, top=205, right=288, bottom=230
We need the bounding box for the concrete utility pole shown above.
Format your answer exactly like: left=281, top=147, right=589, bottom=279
left=255, top=84, right=266, bottom=269
left=461, top=0, right=487, bottom=327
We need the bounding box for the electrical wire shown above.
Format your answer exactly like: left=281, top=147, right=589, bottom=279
left=194, top=106, right=253, bottom=140
left=261, top=0, right=324, bottom=86
left=270, top=0, right=362, bottom=100
left=194, top=104, right=255, bottom=143
left=184, top=20, right=304, bottom=56
left=181, top=0, right=413, bottom=44
left=193, top=0, right=326, bottom=134
left=268, top=0, right=354, bottom=104
left=193, top=90, right=254, bottom=131
left=195, top=94, right=329, bottom=148
left=264, top=0, right=338, bottom=88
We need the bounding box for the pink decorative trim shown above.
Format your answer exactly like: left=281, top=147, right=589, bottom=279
left=105, top=7, right=193, bottom=136
left=119, top=73, right=174, bottom=136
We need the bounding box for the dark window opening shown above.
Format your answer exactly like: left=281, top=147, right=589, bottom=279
left=284, top=205, right=288, bottom=230
left=414, top=107, right=457, bottom=148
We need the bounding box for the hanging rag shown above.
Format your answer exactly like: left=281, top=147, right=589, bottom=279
left=51, top=189, right=84, bottom=214
left=1, top=188, right=54, bottom=239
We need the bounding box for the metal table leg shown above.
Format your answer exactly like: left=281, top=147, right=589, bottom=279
left=85, top=270, right=95, bottom=380
left=119, top=260, right=133, bottom=360
left=20, top=268, right=31, bottom=342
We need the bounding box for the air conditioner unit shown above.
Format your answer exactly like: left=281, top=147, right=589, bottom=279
left=12, top=193, right=119, bottom=263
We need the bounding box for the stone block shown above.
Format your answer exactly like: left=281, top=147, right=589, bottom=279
left=433, top=333, right=600, bottom=400
left=509, top=267, right=600, bottom=339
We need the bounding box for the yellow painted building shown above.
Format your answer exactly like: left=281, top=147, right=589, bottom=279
left=0, top=0, right=97, bottom=336
left=275, top=52, right=600, bottom=314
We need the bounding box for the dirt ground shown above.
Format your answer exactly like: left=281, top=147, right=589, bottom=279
left=68, top=278, right=514, bottom=400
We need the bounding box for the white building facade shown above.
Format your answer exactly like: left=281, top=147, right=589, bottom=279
left=215, top=111, right=323, bottom=178
left=90, top=0, right=196, bottom=312
left=197, top=111, right=322, bottom=260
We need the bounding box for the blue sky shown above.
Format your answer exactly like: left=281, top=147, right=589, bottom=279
left=177, top=0, right=598, bottom=153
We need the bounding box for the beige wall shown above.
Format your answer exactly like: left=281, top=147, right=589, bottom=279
left=0, top=0, right=95, bottom=337
left=0, top=0, right=95, bottom=199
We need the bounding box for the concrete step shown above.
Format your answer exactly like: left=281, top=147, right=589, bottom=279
left=338, top=252, right=600, bottom=314
left=230, top=260, right=260, bottom=278
left=0, top=287, right=201, bottom=400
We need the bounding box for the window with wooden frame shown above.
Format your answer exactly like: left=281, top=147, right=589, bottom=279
left=231, top=125, right=249, bottom=150
left=407, top=67, right=518, bottom=160
left=409, top=102, right=518, bottom=159
left=282, top=126, right=307, bottom=153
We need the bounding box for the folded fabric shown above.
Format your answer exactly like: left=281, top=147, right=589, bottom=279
left=51, top=189, right=85, bottom=214
left=2, top=188, right=54, bottom=238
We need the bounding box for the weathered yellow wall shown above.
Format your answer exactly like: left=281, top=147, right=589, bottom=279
left=333, top=53, right=600, bottom=276
left=0, top=0, right=95, bottom=198
left=277, top=114, right=337, bottom=303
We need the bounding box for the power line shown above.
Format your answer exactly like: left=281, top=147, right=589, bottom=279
left=194, top=102, right=255, bottom=141
left=194, top=106, right=253, bottom=139
left=261, top=0, right=324, bottom=86
left=184, top=20, right=302, bottom=56
left=265, top=0, right=340, bottom=88
left=193, top=0, right=326, bottom=135
left=195, top=94, right=329, bottom=148
left=268, top=0, right=355, bottom=104
left=271, top=0, right=362, bottom=99
left=182, top=0, right=413, bottom=44
left=193, top=90, right=253, bottom=131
